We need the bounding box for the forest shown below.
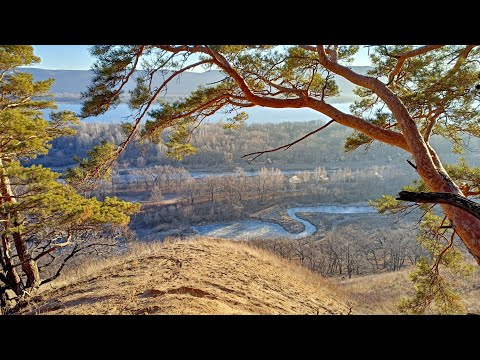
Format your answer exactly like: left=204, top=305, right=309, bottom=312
left=31, top=121, right=480, bottom=171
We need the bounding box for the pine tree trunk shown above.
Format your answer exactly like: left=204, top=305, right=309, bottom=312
left=421, top=174, right=480, bottom=265
left=1, top=232, right=21, bottom=294
left=314, top=49, right=480, bottom=266
left=0, top=159, right=41, bottom=292
left=391, top=105, right=480, bottom=265
left=1, top=161, right=22, bottom=294
left=12, top=224, right=40, bottom=289
left=389, top=108, right=480, bottom=265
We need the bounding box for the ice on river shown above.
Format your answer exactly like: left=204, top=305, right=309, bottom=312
left=192, top=205, right=375, bottom=240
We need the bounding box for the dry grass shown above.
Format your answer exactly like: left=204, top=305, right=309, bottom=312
left=20, top=237, right=351, bottom=315
left=336, top=270, right=413, bottom=314
left=338, top=265, right=480, bottom=314
left=19, top=236, right=480, bottom=315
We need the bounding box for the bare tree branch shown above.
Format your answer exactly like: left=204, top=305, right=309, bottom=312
left=396, top=191, right=480, bottom=220
left=406, top=159, right=418, bottom=171
left=243, top=120, right=335, bottom=161
left=39, top=244, right=78, bottom=286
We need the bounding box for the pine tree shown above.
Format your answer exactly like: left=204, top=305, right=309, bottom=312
left=0, top=46, right=139, bottom=309
left=80, top=45, right=480, bottom=266
left=79, top=45, right=480, bottom=314
left=373, top=158, right=478, bottom=313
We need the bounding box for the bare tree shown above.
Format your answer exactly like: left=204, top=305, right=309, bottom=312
left=313, top=166, right=329, bottom=184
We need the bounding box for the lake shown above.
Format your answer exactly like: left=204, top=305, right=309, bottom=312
left=53, top=102, right=353, bottom=124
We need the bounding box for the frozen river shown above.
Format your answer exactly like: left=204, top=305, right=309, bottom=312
left=192, top=205, right=375, bottom=240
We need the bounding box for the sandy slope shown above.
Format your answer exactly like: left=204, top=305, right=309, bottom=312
left=338, top=266, right=480, bottom=314
left=21, top=238, right=350, bottom=315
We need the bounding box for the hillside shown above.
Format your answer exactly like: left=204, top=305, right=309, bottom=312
left=21, top=68, right=224, bottom=103
left=20, top=66, right=372, bottom=104
left=21, top=238, right=351, bottom=315
left=339, top=267, right=480, bottom=314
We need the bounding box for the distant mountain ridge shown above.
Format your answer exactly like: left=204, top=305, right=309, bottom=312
left=20, top=66, right=372, bottom=104
left=20, top=68, right=225, bottom=103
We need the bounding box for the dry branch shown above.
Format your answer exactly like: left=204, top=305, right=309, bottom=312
left=396, top=191, right=480, bottom=220
left=243, top=120, right=334, bottom=161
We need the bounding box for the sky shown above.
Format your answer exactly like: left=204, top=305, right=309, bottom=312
left=31, top=45, right=373, bottom=71
left=32, top=45, right=94, bottom=70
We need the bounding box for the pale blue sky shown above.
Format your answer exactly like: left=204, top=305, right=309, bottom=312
left=31, top=45, right=373, bottom=70
left=32, top=45, right=93, bottom=70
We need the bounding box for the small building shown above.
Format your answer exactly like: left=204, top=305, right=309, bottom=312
left=289, top=175, right=302, bottom=184
left=289, top=175, right=302, bottom=189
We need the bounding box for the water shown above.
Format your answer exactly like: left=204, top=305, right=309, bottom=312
left=192, top=205, right=375, bottom=240
left=53, top=102, right=353, bottom=124
left=51, top=103, right=152, bottom=124
left=192, top=221, right=295, bottom=240
left=286, top=205, right=375, bottom=239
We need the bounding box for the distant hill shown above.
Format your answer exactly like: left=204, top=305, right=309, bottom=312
left=333, top=66, right=371, bottom=101
left=20, top=66, right=372, bottom=104
left=20, top=237, right=350, bottom=315
left=21, top=68, right=225, bottom=103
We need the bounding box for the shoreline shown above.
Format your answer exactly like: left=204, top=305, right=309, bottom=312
left=186, top=203, right=375, bottom=241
